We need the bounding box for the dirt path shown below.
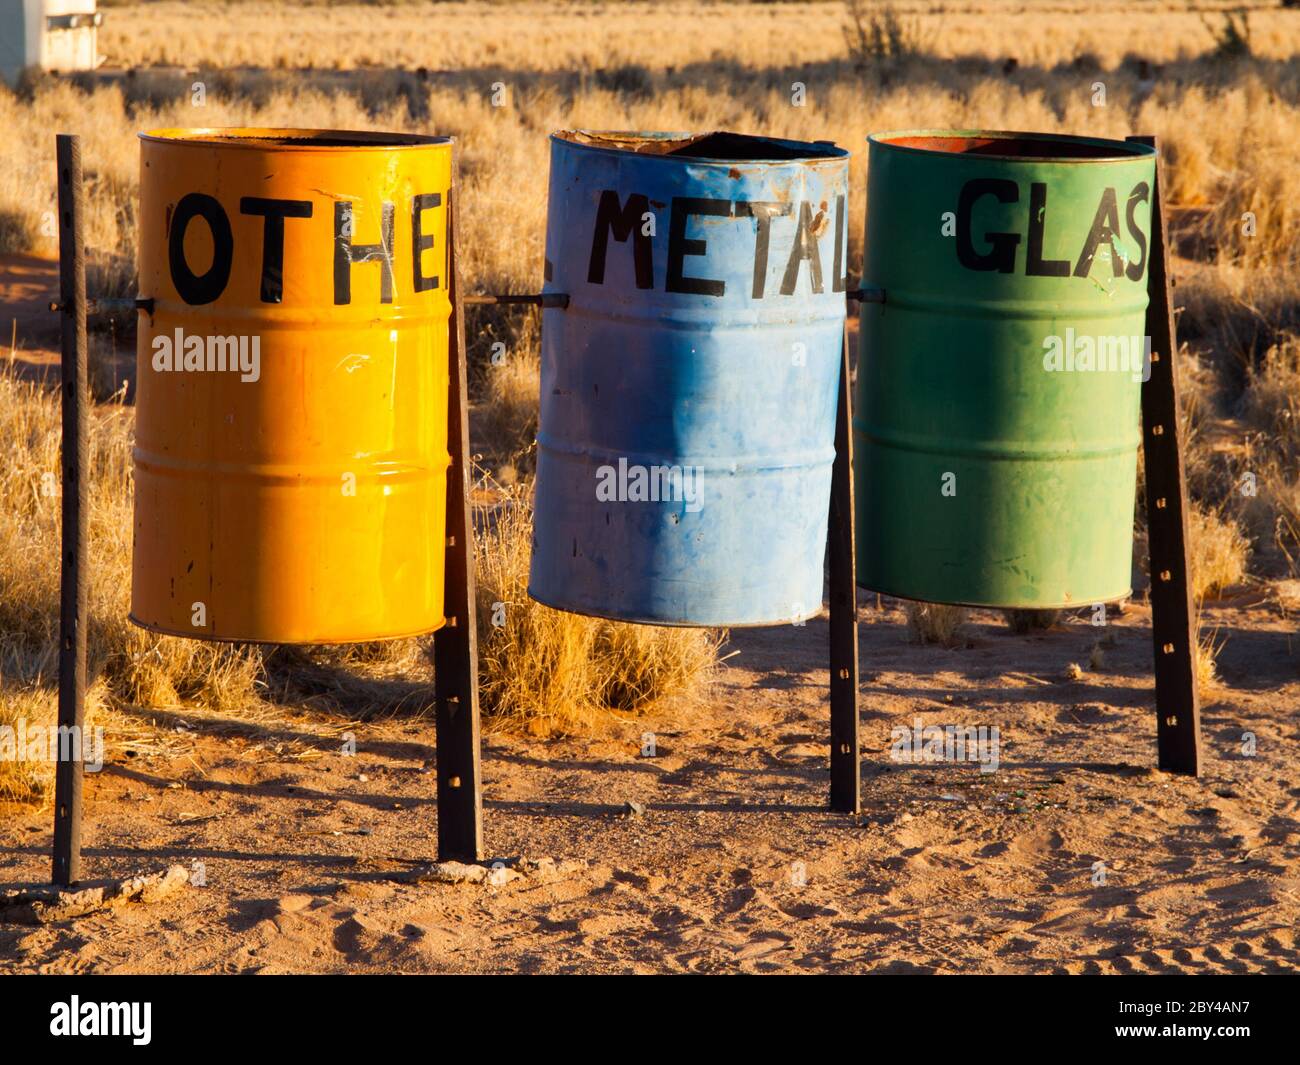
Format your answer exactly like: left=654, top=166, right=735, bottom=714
left=2, top=597, right=1296, bottom=974
left=1, top=253, right=60, bottom=369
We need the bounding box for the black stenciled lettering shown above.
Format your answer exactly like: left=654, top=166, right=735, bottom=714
left=1124, top=181, right=1151, bottom=282
left=334, top=201, right=395, bottom=305
left=780, top=201, right=825, bottom=296
left=239, top=197, right=312, bottom=304
left=956, top=178, right=1020, bottom=273
left=587, top=190, right=653, bottom=288
left=169, top=192, right=234, bottom=306
left=736, top=200, right=788, bottom=299
left=666, top=197, right=729, bottom=297
left=411, top=192, right=442, bottom=293
left=1074, top=187, right=1124, bottom=278
left=1025, top=183, right=1070, bottom=278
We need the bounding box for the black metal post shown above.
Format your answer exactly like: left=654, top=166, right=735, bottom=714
left=432, top=168, right=486, bottom=860
left=52, top=134, right=89, bottom=886
left=828, top=322, right=861, bottom=812
left=1128, top=134, right=1201, bottom=776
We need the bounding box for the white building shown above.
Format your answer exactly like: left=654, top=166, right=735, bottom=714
left=0, top=0, right=103, bottom=87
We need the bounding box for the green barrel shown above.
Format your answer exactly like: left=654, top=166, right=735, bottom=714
left=855, top=130, right=1157, bottom=608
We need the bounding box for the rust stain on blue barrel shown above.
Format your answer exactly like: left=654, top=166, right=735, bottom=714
left=529, top=131, right=850, bottom=625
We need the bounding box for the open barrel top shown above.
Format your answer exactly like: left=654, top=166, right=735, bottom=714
left=553, top=129, right=848, bottom=164
left=870, top=128, right=1156, bottom=163
left=138, top=127, right=453, bottom=150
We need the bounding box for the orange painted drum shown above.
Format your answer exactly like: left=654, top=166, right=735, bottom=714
left=131, top=128, right=453, bottom=643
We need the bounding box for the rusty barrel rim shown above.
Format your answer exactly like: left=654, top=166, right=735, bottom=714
left=551, top=128, right=849, bottom=165
left=868, top=128, right=1156, bottom=164
left=138, top=127, right=453, bottom=150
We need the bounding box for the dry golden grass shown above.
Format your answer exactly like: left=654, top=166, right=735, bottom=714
left=0, top=360, right=263, bottom=702
left=1195, top=623, right=1224, bottom=691
left=1001, top=608, right=1062, bottom=633
left=1222, top=332, right=1300, bottom=572
left=473, top=484, right=719, bottom=737
left=94, top=1, right=1300, bottom=72
left=1241, top=335, right=1300, bottom=460
left=0, top=685, right=60, bottom=802
left=1246, top=472, right=1300, bottom=573
left=5, top=3, right=1300, bottom=294
left=478, top=317, right=541, bottom=469
left=0, top=358, right=420, bottom=796
left=905, top=601, right=969, bottom=646
left=1188, top=502, right=1251, bottom=601
left=0, top=676, right=199, bottom=803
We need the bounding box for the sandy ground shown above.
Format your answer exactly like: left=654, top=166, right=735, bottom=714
left=1, top=592, right=1297, bottom=975
left=1, top=253, right=59, bottom=365
left=1, top=253, right=135, bottom=392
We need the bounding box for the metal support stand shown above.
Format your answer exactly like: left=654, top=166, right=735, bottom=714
left=432, top=173, right=486, bottom=859
left=52, top=134, right=89, bottom=887
left=828, top=321, right=862, bottom=813
left=1129, top=134, right=1201, bottom=775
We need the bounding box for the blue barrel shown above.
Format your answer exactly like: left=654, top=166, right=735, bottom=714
left=529, top=131, right=850, bottom=626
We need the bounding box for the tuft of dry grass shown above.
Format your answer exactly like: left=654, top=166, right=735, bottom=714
left=1195, top=624, right=1224, bottom=690
left=1088, top=641, right=1106, bottom=671
left=1187, top=502, right=1251, bottom=601
left=474, top=483, right=719, bottom=737
left=1001, top=609, right=1061, bottom=634
left=905, top=601, right=968, bottom=646
left=590, top=622, right=719, bottom=714
left=1232, top=335, right=1300, bottom=572
left=0, top=206, right=39, bottom=255
left=1241, top=335, right=1300, bottom=461
left=843, top=0, right=932, bottom=70
left=1246, top=475, right=1300, bottom=574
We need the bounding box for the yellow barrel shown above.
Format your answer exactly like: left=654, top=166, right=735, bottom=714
left=131, top=128, right=453, bottom=643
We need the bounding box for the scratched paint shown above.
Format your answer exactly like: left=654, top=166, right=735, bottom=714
left=529, top=130, right=850, bottom=626
left=131, top=128, right=453, bottom=643
left=854, top=130, right=1157, bottom=608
